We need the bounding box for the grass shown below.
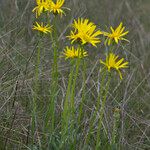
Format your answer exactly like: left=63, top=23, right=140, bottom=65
left=0, top=0, right=150, bottom=149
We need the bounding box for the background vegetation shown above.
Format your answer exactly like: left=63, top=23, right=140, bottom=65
left=0, top=0, right=150, bottom=149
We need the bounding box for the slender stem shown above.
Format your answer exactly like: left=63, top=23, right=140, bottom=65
left=95, top=74, right=111, bottom=150
left=84, top=69, right=107, bottom=146
left=61, top=60, right=75, bottom=147
left=70, top=58, right=80, bottom=120
left=61, top=58, right=80, bottom=149
left=78, top=58, right=86, bottom=127
left=31, top=37, right=41, bottom=146
left=44, top=17, right=58, bottom=133
left=69, top=57, right=81, bottom=149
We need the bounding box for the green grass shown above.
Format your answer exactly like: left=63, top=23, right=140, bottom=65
left=0, top=0, right=150, bottom=149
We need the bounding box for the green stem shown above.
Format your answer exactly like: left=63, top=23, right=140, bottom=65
left=84, top=69, right=107, bottom=146
left=70, top=58, right=80, bottom=120
left=31, top=37, right=41, bottom=146
left=61, top=60, right=75, bottom=147
left=95, top=74, right=111, bottom=150
left=44, top=17, right=58, bottom=133
left=69, top=57, right=81, bottom=149
left=78, top=58, right=86, bottom=124
left=61, top=58, right=80, bottom=149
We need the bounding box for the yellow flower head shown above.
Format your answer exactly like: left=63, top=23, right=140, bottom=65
left=103, top=22, right=129, bottom=45
left=100, top=53, right=129, bottom=79
left=62, top=46, right=88, bottom=59
left=67, top=18, right=102, bottom=47
left=50, top=0, right=69, bottom=17
left=32, top=22, right=52, bottom=34
left=32, top=0, right=51, bottom=18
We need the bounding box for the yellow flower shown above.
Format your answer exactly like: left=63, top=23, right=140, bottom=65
left=32, top=22, right=52, bottom=34
left=50, top=0, right=69, bottom=17
left=103, top=22, right=129, bottom=45
left=67, top=18, right=102, bottom=47
left=62, top=46, right=88, bottom=59
left=32, top=0, right=51, bottom=18
left=100, top=53, right=129, bottom=79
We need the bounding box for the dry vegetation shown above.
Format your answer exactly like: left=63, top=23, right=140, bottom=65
left=0, top=0, right=150, bottom=149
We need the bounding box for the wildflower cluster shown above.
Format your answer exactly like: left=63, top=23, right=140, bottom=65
left=67, top=18, right=102, bottom=47
left=32, top=1, right=129, bottom=80
left=32, top=0, right=69, bottom=34
left=64, top=18, right=129, bottom=79
left=100, top=22, right=129, bottom=79
left=62, top=18, right=102, bottom=60
left=32, top=0, right=68, bottom=18
left=31, top=0, right=130, bottom=148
